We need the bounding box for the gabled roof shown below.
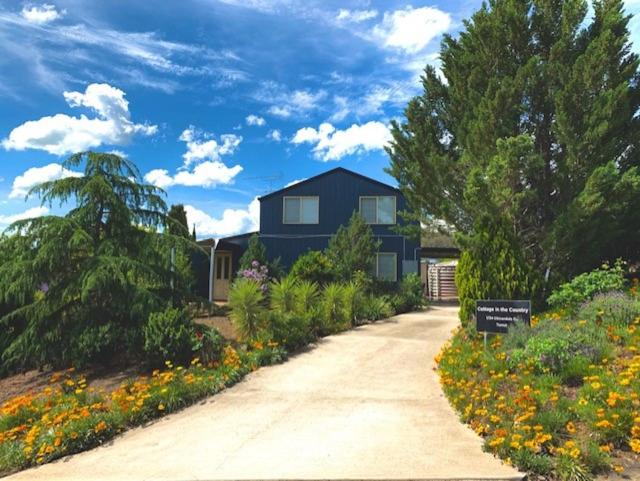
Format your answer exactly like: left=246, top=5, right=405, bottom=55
left=258, top=167, right=400, bottom=201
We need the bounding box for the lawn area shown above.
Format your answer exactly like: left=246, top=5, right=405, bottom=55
left=437, top=277, right=640, bottom=480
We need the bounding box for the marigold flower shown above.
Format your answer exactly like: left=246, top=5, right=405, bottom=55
left=566, top=421, right=576, bottom=433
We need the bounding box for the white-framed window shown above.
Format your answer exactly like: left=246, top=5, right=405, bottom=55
left=283, top=196, right=319, bottom=224
left=374, top=252, right=397, bottom=282
left=359, top=196, right=396, bottom=224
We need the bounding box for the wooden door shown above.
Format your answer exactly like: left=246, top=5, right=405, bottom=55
left=213, top=252, right=232, bottom=300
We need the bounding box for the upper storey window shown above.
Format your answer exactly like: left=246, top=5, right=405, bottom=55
left=283, top=196, right=319, bottom=224
left=359, top=196, right=396, bottom=224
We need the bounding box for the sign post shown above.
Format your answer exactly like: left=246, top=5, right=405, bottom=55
left=476, top=300, right=531, bottom=348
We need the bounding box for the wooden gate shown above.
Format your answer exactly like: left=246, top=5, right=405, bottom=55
left=424, top=263, right=458, bottom=301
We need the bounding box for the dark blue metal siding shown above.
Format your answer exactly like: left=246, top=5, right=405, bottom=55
left=258, top=169, right=419, bottom=276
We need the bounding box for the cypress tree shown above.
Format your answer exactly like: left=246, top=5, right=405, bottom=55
left=387, top=0, right=640, bottom=317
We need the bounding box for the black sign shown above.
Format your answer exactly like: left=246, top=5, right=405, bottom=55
left=476, top=300, right=531, bottom=334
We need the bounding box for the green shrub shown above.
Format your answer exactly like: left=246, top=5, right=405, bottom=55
left=547, top=261, right=626, bottom=312
left=577, top=291, right=640, bottom=327
left=270, top=276, right=298, bottom=315
left=266, top=312, right=313, bottom=352
left=391, top=274, right=424, bottom=313
left=192, top=325, right=225, bottom=365
left=343, top=281, right=366, bottom=326
left=456, top=219, right=538, bottom=325
left=228, top=278, right=266, bottom=342
left=320, top=283, right=348, bottom=335
left=363, top=295, right=395, bottom=321
left=289, top=250, right=335, bottom=285
left=143, top=308, right=194, bottom=366
left=293, top=280, right=320, bottom=314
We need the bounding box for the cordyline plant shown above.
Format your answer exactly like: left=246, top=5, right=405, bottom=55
left=0, top=152, right=199, bottom=371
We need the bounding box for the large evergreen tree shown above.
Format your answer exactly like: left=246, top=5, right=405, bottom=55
left=0, top=152, right=194, bottom=369
left=387, top=0, right=640, bottom=317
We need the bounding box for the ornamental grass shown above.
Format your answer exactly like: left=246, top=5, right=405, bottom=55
left=436, top=305, right=640, bottom=480
left=0, top=342, right=285, bottom=476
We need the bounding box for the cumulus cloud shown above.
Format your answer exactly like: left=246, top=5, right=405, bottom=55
left=144, top=162, right=243, bottom=189
left=336, top=9, right=378, bottom=23
left=10, top=163, right=82, bottom=199
left=284, top=178, right=306, bottom=187
left=21, top=4, right=65, bottom=24
left=2, top=83, right=157, bottom=155
left=185, top=198, right=259, bottom=237
left=267, top=129, right=282, bottom=142
left=245, top=114, right=266, bottom=126
left=291, top=121, right=391, bottom=161
left=179, top=127, right=241, bottom=167
left=143, top=126, right=243, bottom=189
left=0, top=206, right=50, bottom=226
left=373, top=6, right=451, bottom=53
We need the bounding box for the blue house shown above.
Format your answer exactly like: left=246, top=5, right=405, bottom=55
left=207, top=167, right=420, bottom=300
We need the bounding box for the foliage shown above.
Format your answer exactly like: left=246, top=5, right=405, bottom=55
left=390, top=274, right=424, bottom=314
left=547, top=261, right=627, bottom=312
left=387, top=0, right=640, bottom=307
left=325, top=212, right=380, bottom=283
left=319, top=283, right=349, bottom=335
left=191, top=325, right=225, bottom=366
left=289, top=250, right=335, bottom=285
left=228, top=278, right=266, bottom=342
left=0, top=152, right=196, bottom=371
left=238, top=234, right=267, bottom=272
left=577, top=291, right=640, bottom=327
left=362, top=295, right=394, bottom=322
left=437, top=306, right=640, bottom=479
left=166, top=204, right=190, bottom=238
left=269, top=276, right=298, bottom=315
left=455, top=219, right=538, bottom=324
left=265, top=313, right=313, bottom=352
left=143, top=308, right=194, bottom=367
left=342, top=281, right=366, bottom=326
left=0, top=343, right=286, bottom=475
left=293, top=280, right=320, bottom=316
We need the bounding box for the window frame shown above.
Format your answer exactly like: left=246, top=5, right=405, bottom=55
left=359, top=195, right=397, bottom=225
left=282, top=196, right=320, bottom=225
left=374, top=252, right=398, bottom=282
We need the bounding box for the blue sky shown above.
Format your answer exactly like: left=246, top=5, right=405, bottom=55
left=1, top=1, right=638, bottom=237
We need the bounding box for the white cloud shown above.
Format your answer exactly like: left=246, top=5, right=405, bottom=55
left=2, top=83, right=157, bottom=155
left=10, top=163, right=82, bottom=199
left=336, top=9, right=378, bottom=23
left=267, top=129, right=282, bottom=142
left=0, top=206, right=50, bottom=226
left=245, top=114, right=266, bottom=126
left=143, top=126, right=243, bottom=189
left=373, top=6, right=451, bottom=53
left=291, top=121, right=391, bottom=161
left=185, top=198, right=259, bottom=237
left=21, top=4, right=64, bottom=24
left=179, top=127, right=242, bottom=167
left=144, top=161, right=243, bottom=189
left=255, top=82, right=327, bottom=118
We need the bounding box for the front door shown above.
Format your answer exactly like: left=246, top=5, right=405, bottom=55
left=213, top=252, right=232, bottom=301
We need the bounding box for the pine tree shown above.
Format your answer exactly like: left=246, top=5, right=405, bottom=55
left=0, top=152, right=195, bottom=369
left=167, top=204, right=190, bottom=238
left=387, top=0, right=640, bottom=314
left=325, top=212, right=381, bottom=282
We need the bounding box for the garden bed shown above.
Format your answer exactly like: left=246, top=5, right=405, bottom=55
left=0, top=343, right=286, bottom=477
left=436, top=299, right=640, bottom=480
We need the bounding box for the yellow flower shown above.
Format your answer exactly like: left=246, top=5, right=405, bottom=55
left=578, top=398, right=588, bottom=406
left=566, top=421, right=576, bottom=434
left=94, top=421, right=107, bottom=433
left=630, top=438, right=640, bottom=454
left=591, top=382, right=601, bottom=390
left=613, top=465, right=624, bottom=473
left=595, top=419, right=613, bottom=429
left=158, top=403, right=165, bottom=411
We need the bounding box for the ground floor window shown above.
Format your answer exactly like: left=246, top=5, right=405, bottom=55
left=373, top=252, right=397, bottom=282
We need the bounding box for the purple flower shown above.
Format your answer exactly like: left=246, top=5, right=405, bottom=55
left=39, top=282, right=49, bottom=293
